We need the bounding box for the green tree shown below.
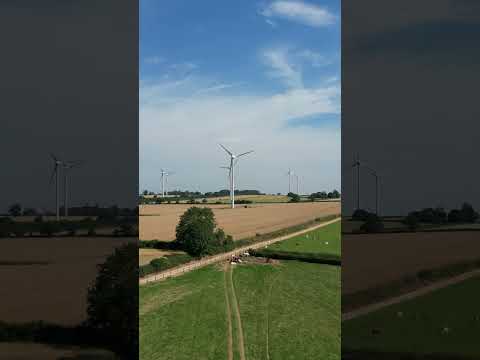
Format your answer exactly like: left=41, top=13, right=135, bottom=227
left=360, top=214, right=384, bottom=233
left=86, top=242, right=138, bottom=359
left=288, top=192, right=300, bottom=203
left=8, top=203, right=22, bottom=217
left=460, top=202, right=479, bottom=223
left=403, top=213, right=419, bottom=231
left=175, top=207, right=230, bottom=256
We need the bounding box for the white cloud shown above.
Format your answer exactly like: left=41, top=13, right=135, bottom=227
left=297, top=49, right=331, bottom=67
left=144, top=55, right=165, bottom=64
left=261, top=47, right=333, bottom=88
left=260, top=1, right=336, bottom=27
left=265, top=18, right=277, bottom=27
left=262, top=48, right=303, bottom=88
left=139, top=75, right=340, bottom=194
left=195, top=83, right=238, bottom=94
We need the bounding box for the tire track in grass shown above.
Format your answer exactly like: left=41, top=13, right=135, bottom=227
left=228, top=264, right=246, bottom=360
left=223, top=263, right=234, bottom=360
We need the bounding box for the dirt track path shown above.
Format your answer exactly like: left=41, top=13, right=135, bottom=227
left=342, top=269, right=480, bottom=322
left=140, top=217, right=341, bottom=285
left=227, top=263, right=246, bottom=360
left=223, top=263, right=234, bottom=360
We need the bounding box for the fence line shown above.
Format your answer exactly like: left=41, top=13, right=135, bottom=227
left=139, top=217, right=341, bottom=285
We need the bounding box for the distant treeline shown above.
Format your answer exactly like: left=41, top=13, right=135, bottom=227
left=5, top=203, right=138, bottom=217
left=139, top=188, right=340, bottom=204
left=308, top=190, right=340, bottom=200
left=141, top=189, right=264, bottom=198
left=406, top=203, right=479, bottom=224
left=0, top=216, right=137, bottom=238
left=351, top=203, right=479, bottom=233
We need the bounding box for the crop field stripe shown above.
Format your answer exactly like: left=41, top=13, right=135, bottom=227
left=224, top=264, right=234, bottom=360
left=228, top=264, right=246, bottom=360
left=342, top=269, right=480, bottom=322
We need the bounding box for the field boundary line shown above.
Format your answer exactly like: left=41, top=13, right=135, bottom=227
left=229, top=264, right=246, bottom=360
left=139, top=217, right=341, bottom=285
left=224, top=263, right=234, bottom=360
left=342, top=269, right=480, bottom=322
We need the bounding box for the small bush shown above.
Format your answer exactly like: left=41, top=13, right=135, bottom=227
left=403, top=214, right=419, bottom=231
left=360, top=214, right=384, bottom=233
left=39, top=222, right=61, bottom=237
left=352, top=209, right=370, bottom=221
left=87, top=226, right=97, bottom=236
left=34, top=215, right=44, bottom=223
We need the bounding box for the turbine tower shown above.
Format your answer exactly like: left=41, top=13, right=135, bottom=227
left=295, top=174, right=300, bottom=195
left=160, top=169, right=174, bottom=198
left=219, top=144, right=254, bottom=209
left=352, top=154, right=361, bottom=210
left=364, top=165, right=380, bottom=216
left=286, top=169, right=294, bottom=193
left=49, top=154, right=63, bottom=221
left=62, top=160, right=82, bottom=217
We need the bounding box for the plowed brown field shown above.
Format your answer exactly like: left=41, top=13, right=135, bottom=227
left=342, top=231, right=480, bottom=294
left=139, top=202, right=340, bottom=241
left=0, top=237, right=132, bottom=325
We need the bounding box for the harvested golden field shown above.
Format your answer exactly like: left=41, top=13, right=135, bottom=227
left=139, top=248, right=181, bottom=266
left=342, top=231, right=480, bottom=294
left=139, top=202, right=340, bottom=241
left=0, top=237, right=132, bottom=325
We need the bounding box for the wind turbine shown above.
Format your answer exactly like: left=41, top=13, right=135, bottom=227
left=352, top=154, right=361, bottom=211
left=160, top=169, right=174, bottom=197
left=352, top=154, right=380, bottom=215
left=286, top=169, right=295, bottom=193
left=295, top=174, right=300, bottom=195
left=62, top=160, right=82, bottom=217
left=49, top=154, right=63, bottom=221
left=364, top=165, right=380, bottom=216
left=219, top=144, right=254, bottom=209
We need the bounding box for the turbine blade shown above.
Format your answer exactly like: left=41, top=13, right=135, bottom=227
left=219, top=144, right=233, bottom=156
left=237, top=150, right=254, bottom=157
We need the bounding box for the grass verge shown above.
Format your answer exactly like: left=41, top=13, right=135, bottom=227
left=139, top=253, right=194, bottom=277
left=343, top=258, right=480, bottom=312
left=343, top=275, right=480, bottom=358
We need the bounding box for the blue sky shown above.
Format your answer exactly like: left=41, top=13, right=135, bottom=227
left=140, top=0, right=340, bottom=195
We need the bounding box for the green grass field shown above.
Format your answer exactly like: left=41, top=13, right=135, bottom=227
left=234, top=261, right=340, bottom=360
left=268, top=221, right=341, bottom=256
left=140, top=261, right=340, bottom=360
left=343, top=276, right=480, bottom=358
left=140, top=266, right=228, bottom=360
